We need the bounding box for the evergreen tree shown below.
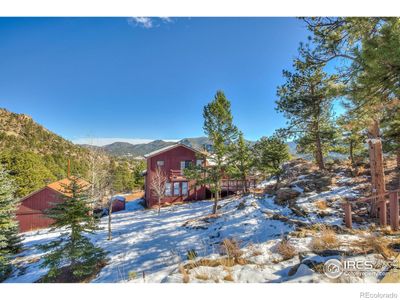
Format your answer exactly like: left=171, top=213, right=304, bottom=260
left=203, top=90, right=238, bottom=214
left=302, top=17, right=399, bottom=135
left=253, top=135, right=290, bottom=189
left=132, top=160, right=146, bottom=190
left=0, top=151, right=56, bottom=198
left=39, top=177, right=106, bottom=281
left=183, top=158, right=205, bottom=201
left=0, top=167, right=20, bottom=282
left=382, top=104, right=400, bottom=168
left=228, top=132, right=253, bottom=193
left=111, top=161, right=134, bottom=193
left=336, top=112, right=367, bottom=172
left=276, top=50, right=338, bottom=170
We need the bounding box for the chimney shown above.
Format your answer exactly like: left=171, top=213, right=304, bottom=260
left=67, top=159, right=71, bottom=178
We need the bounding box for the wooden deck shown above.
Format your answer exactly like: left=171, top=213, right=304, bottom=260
left=220, top=179, right=257, bottom=192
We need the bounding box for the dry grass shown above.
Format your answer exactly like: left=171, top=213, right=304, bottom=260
left=251, top=250, right=263, bottom=256
left=179, top=265, right=190, bottom=283
left=350, top=234, right=395, bottom=260
left=223, top=273, right=234, bottom=281
left=184, top=256, right=248, bottom=271
left=315, top=200, right=328, bottom=210
left=222, top=266, right=234, bottom=282
left=276, top=238, right=296, bottom=260
left=310, top=226, right=339, bottom=251
left=195, top=272, right=210, bottom=281
left=220, top=238, right=243, bottom=259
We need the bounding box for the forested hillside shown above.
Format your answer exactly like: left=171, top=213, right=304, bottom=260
left=0, top=108, right=103, bottom=197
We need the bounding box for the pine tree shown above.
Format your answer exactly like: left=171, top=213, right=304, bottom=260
left=132, top=160, right=146, bottom=189
left=336, top=112, right=367, bottom=173
left=111, top=161, right=134, bottom=193
left=39, top=177, right=106, bottom=282
left=0, top=151, right=56, bottom=198
left=382, top=104, right=400, bottom=169
left=228, top=132, right=253, bottom=193
left=253, top=135, right=290, bottom=189
left=203, top=90, right=238, bottom=214
left=276, top=50, right=338, bottom=170
left=0, top=167, right=21, bottom=282
left=183, top=158, right=205, bottom=201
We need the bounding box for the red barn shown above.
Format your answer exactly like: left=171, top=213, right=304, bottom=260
left=144, top=143, right=208, bottom=207
left=16, top=177, right=90, bottom=232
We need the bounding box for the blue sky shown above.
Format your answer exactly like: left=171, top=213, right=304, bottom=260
left=0, top=17, right=316, bottom=145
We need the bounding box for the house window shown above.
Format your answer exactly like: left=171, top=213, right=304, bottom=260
left=180, top=160, right=191, bottom=170
left=156, top=160, right=164, bottom=167
left=165, top=182, right=172, bottom=196
left=196, top=159, right=203, bottom=167
left=173, top=182, right=180, bottom=196
left=182, top=182, right=188, bottom=196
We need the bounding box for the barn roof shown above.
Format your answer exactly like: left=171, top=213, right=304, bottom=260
left=46, top=177, right=90, bottom=197
left=19, top=176, right=91, bottom=201
left=143, top=143, right=206, bottom=159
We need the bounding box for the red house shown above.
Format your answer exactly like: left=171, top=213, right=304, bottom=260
left=16, top=177, right=90, bottom=232
left=144, top=143, right=208, bottom=207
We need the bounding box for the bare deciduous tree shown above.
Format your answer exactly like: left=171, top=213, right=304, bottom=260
left=150, top=167, right=167, bottom=215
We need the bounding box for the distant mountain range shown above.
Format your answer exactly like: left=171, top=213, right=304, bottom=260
left=81, top=137, right=213, bottom=158
left=81, top=137, right=301, bottom=159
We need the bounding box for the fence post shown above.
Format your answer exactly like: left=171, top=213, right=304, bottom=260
left=389, top=191, right=399, bottom=231
left=379, top=198, right=387, bottom=227
left=343, top=202, right=352, bottom=229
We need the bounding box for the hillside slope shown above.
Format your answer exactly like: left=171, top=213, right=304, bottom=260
left=0, top=108, right=106, bottom=197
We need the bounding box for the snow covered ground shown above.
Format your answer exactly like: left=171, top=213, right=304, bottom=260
left=5, top=167, right=395, bottom=283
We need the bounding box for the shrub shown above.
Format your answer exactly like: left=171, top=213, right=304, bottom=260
left=310, top=226, right=339, bottom=251
left=351, top=234, right=395, bottom=259
left=276, top=238, right=296, bottom=260
left=220, top=238, right=242, bottom=259
left=128, top=271, right=137, bottom=280
left=315, top=200, right=328, bottom=210
left=187, top=249, right=198, bottom=261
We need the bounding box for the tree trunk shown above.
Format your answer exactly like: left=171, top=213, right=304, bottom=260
left=242, top=174, right=247, bottom=194
left=158, top=197, right=161, bottom=215
left=315, top=130, right=325, bottom=170
left=397, top=150, right=400, bottom=169
left=349, top=140, right=359, bottom=176
left=108, top=199, right=113, bottom=241
left=349, top=140, right=354, bottom=166
left=212, top=183, right=220, bottom=214
left=274, top=174, right=281, bottom=191
left=368, top=119, right=386, bottom=219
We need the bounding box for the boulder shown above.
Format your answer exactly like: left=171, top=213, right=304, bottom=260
left=314, top=176, right=333, bottom=189
left=275, top=188, right=301, bottom=203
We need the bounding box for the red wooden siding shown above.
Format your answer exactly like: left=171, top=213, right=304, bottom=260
left=16, top=187, right=64, bottom=232
left=145, top=145, right=207, bottom=207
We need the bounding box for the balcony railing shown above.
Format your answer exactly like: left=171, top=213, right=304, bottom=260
left=170, top=169, right=185, bottom=180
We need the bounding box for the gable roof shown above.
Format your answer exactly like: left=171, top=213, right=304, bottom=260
left=46, top=177, right=91, bottom=196
left=143, top=143, right=206, bottom=159
left=20, top=177, right=91, bottom=202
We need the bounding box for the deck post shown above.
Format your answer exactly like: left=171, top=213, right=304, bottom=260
left=389, top=191, right=399, bottom=231
left=343, top=202, right=352, bottom=229
left=227, top=180, right=229, bottom=193
left=379, top=198, right=387, bottom=227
